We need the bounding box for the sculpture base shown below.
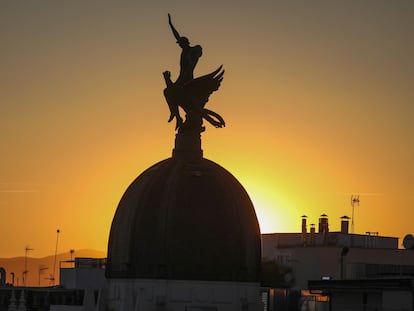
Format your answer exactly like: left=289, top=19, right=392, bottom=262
left=172, top=131, right=203, bottom=161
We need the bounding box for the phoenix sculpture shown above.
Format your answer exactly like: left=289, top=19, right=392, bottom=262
left=163, top=14, right=225, bottom=133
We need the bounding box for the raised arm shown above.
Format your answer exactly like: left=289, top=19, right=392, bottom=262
left=168, top=13, right=181, bottom=42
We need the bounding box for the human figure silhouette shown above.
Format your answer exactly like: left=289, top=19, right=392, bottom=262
left=168, top=14, right=202, bottom=86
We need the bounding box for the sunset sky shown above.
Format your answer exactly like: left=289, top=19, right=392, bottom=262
left=1, top=1, right=413, bottom=258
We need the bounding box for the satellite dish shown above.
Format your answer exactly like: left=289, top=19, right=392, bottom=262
left=403, top=234, right=414, bottom=249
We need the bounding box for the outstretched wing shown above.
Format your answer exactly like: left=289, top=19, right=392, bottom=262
left=184, top=65, right=224, bottom=107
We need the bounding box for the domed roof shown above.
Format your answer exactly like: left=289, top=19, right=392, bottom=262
left=106, top=139, right=261, bottom=282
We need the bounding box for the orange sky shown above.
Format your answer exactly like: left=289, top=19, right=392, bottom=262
left=1, top=1, right=413, bottom=258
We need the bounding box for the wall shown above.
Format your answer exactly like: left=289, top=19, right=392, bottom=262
left=107, top=279, right=263, bottom=311
left=60, top=267, right=107, bottom=290
left=263, top=246, right=414, bottom=289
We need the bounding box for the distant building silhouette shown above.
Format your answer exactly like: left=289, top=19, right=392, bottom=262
left=261, top=214, right=414, bottom=310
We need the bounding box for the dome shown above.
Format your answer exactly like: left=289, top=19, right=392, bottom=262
left=106, top=142, right=261, bottom=282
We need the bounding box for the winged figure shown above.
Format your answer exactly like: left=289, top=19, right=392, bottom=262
left=164, top=14, right=225, bottom=133
left=163, top=66, right=225, bottom=132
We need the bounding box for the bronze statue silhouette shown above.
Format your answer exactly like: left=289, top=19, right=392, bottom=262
left=163, top=14, right=225, bottom=133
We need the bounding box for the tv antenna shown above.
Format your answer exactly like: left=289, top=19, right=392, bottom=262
left=23, top=246, right=34, bottom=286
left=38, top=265, right=48, bottom=286
left=350, top=195, right=360, bottom=233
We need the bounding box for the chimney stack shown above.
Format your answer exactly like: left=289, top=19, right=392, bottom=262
left=310, top=224, right=316, bottom=245
left=340, top=216, right=350, bottom=234
left=318, top=214, right=329, bottom=233
left=301, top=215, right=308, bottom=246
left=301, top=215, right=307, bottom=234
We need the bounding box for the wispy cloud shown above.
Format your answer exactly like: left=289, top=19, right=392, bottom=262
left=0, top=190, right=38, bottom=193
left=0, top=182, right=41, bottom=193
left=336, top=192, right=384, bottom=196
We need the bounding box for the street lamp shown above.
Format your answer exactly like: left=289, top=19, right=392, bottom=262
left=52, top=229, right=60, bottom=285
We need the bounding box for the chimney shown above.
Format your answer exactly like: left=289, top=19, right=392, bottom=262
left=301, top=215, right=308, bottom=246
left=340, top=215, right=350, bottom=234
left=319, top=214, right=329, bottom=233
left=301, top=215, right=307, bottom=234
left=310, top=224, right=316, bottom=245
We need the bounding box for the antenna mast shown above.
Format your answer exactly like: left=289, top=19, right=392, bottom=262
left=350, top=195, right=360, bottom=233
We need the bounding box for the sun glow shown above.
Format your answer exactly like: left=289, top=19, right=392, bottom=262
left=247, top=185, right=296, bottom=234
